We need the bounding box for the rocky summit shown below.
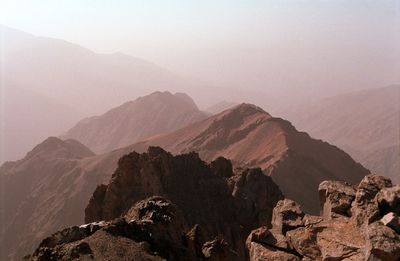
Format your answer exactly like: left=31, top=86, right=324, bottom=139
left=27, top=147, right=283, bottom=260
left=246, top=175, right=400, bottom=261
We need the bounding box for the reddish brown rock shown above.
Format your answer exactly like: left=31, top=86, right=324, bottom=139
left=318, top=180, right=356, bottom=219
left=351, top=175, right=392, bottom=226
left=247, top=174, right=400, bottom=261
left=24, top=147, right=284, bottom=261
left=271, top=199, right=304, bottom=234
left=376, top=185, right=400, bottom=215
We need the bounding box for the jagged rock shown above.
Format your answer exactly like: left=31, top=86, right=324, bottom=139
left=318, top=180, right=356, bottom=219
left=202, top=238, right=236, bottom=261
left=246, top=227, right=291, bottom=251
left=287, top=219, right=365, bottom=260
left=302, top=214, right=323, bottom=227
left=30, top=148, right=283, bottom=261
left=351, top=175, right=392, bottom=226
left=286, top=226, right=321, bottom=260
left=271, top=199, right=304, bottom=234
left=376, top=185, right=400, bottom=215
left=247, top=174, right=400, bottom=261
left=248, top=242, right=300, bottom=261
left=381, top=212, right=400, bottom=234
left=230, top=168, right=284, bottom=228
left=365, top=222, right=400, bottom=261
left=29, top=196, right=193, bottom=261
left=210, top=157, right=233, bottom=178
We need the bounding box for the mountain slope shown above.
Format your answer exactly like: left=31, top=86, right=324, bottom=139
left=63, top=91, right=208, bottom=153
left=282, top=85, right=400, bottom=183
left=0, top=103, right=369, bottom=259
left=0, top=138, right=95, bottom=260
left=126, top=104, right=369, bottom=212
left=362, top=145, right=400, bottom=184
left=0, top=25, right=207, bottom=162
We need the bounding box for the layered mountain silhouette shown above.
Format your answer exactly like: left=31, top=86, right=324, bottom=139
left=63, top=91, right=208, bottom=153
left=0, top=87, right=81, bottom=163
left=0, top=102, right=369, bottom=260
left=0, top=25, right=210, bottom=163
left=0, top=25, right=201, bottom=115
left=284, top=85, right=400, bottom=183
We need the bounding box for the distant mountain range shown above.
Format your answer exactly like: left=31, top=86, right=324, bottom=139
left=283, top=85, right=399, bottom=183
left=0, top=87, right=81, bottom=163
left=0, top=25, right=209, bottom=162
left=63, top=91, right=209, bottom=154
left=0, top=99, right=368, bottom=259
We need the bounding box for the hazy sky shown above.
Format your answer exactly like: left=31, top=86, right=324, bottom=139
left=1, top=0, right=399, bottom=97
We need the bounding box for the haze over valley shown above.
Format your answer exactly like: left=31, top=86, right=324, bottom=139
left=0, top=1, right=399, bottom=260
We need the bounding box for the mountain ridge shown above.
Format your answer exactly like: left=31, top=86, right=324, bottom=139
left=62, top=91, right=209, bottom=153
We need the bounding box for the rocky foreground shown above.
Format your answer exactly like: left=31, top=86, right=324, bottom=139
left=26, top=148, right=399, bottom=260
left=247, top=175, right=400, bottom=260
left=26, top=147, right=283, bottom=260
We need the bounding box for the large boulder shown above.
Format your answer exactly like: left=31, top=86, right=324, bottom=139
left=365, top=222, right=400, bottom=261
left=247, top=174, right=400, bottom=260
left=318, top=180, right=356, bottom=219
left=271, top=199, right=304, bottom=234
left=248, top=242, right=300, bottom=261
left=376, top=185, right=400, bottom=215
left=351, top=175, right=392, bottom=226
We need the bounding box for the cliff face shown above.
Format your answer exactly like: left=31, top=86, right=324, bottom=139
left=27, top=148, right=283, bottom=261
left=246, top=175, right=400, bottom=261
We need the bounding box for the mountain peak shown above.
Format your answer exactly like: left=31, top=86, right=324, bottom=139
left=25, top=137, right=94, bottom=160
left=63, top=91, right=208, bottom=154
left=228, top=103, right=270, bottom=116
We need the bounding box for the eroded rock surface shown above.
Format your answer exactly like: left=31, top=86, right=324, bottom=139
left=28, top=148, right=283, bottom=260
left=247, top=174, right=400, bottom=261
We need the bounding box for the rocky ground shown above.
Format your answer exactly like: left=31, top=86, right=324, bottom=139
left=25, top=148, right=399, bottom=260
left=247, top=175, right=400, bottom=260
left=26, top=147, right=283, bottom=260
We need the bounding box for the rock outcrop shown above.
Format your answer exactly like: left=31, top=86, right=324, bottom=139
left=28, top=148, right=283, bottom=260
left=247, top=174, right=400, bottom=261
